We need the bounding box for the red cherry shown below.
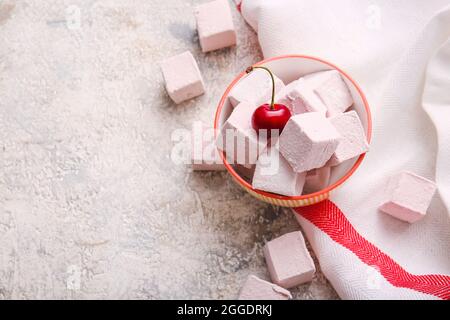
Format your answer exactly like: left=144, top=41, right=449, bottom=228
left=252, top=103, right=291, bottom=133
left=245, top=65, right=292, bottom=135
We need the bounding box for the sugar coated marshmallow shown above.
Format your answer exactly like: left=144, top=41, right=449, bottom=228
left=275, top=78, right=327, bottom=115
left=327, top=111, right=369, bottom=166
left=228, top=68, right=285, bottom=108
left=304, top=166, right=331, bottom=193
left=238, top=275, right=292, bottom=300
left=379, top=171, right=437, bottom=223
left=252, top=147, right=306, bottom=196
left=274, top=80, right=300, bottom=112
left=217, top=101, right=266, bottom=166
left=195, top=0, right=236, bottom=52
left=304, top=70, right=353, bottom=117
left=279, top=112, right=341, bottom=173
left=264, top=231, right=316, bottom=288
left=160, top=51, right=205, bottom=104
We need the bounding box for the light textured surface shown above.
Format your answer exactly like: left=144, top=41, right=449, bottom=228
left=0, top=0, right=337, bottom=299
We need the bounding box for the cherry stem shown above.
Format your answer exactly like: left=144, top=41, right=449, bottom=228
left=246, top=66, right=276, bottom=110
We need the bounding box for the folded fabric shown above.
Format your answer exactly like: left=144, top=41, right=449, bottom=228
left=240, top=0, right=450, bottom=299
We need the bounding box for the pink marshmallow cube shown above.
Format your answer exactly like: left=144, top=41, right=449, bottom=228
left=195, top=0, right=236, bottom=52
left=160, top=51, right=205, bottom=104
left=274, top=80, right=300, bottom=112
left=191, top=126, right=225, bottom=171
left=304, top=70, right=353, bottom=117
left=264, top=231, right=316, bottom=288
left=217, top=101, right=266, bottom=166
left=279, top=112, right=341, bottom=173
left=252, top=147, right=306, bottom=196
left=379, top=171, right=437, bottom=223
left=304, top=166, right=331, bottom=193
left=228, top=68, right=285, bottom=108
left=238, top=275, right=292, bottom=300
left=275, top=78, right=327, bottom=115
left=327, top=111, right=369, bottom=166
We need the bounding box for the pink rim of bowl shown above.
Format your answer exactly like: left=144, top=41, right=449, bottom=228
left=214, top=54, right=372, bottom=202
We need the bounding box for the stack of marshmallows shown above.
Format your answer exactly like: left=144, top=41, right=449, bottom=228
left=217, top=69, right=369, bottom=196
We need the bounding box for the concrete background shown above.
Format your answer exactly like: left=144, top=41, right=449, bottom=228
left=0, top=0, right=337, bottom=299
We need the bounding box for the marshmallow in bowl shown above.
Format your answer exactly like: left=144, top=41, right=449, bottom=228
left=274, top=80, right=302, bottom=113
left=304, top=167, right=331, bottom=193
left=195, top=0, right=236, bottom=52
left=238, top=275, right=292, bottom=300
left=304, top=70, right=353, bottom=117
left=279, top=112, right=341, bottom=173
left=327, top=111, right=369, bottom=166
left=220, top=68, right=368, bottom=197
left=379, top=171, right=436, bottom=223
left=217, top=101, right=266, bottom=166
left=275, top=78, right=327, bottom=115
left=228, top=68, right=285, bottom=108
left=264, top=231, right=316, bottom=288
left=252, top=147, right=306, bottom=196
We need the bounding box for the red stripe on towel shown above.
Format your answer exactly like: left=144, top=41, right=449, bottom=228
left=294, top=200, right=450, bottom=300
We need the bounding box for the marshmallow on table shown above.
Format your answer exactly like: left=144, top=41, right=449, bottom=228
left=264, top=231, right=316, bottom=288
left=279, top=112, right=341, bottom=173
left=327, top=111, right=369, bottom=166
left=195, top=0, right=236, bottom=52
left=304, top=70, right=353, bottom=117
left=160, top=51, right=205, bottom=104
left=238, top=275, right=292, bottom=300
left=228, top=68, right=285, bottom=108
left=304, top=166, right=331, bottom=193
left=217, top=101, right=266, bottom=166
left=190, top=126, right=225, bottom=171
left=275, top=78, right=327, bottom=115
left=252, top=147, right=306, bottom=196
left=379, top=171, right=437, bottom=223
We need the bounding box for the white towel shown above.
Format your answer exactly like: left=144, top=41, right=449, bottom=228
left=240, top=0, right=450, bottom=299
